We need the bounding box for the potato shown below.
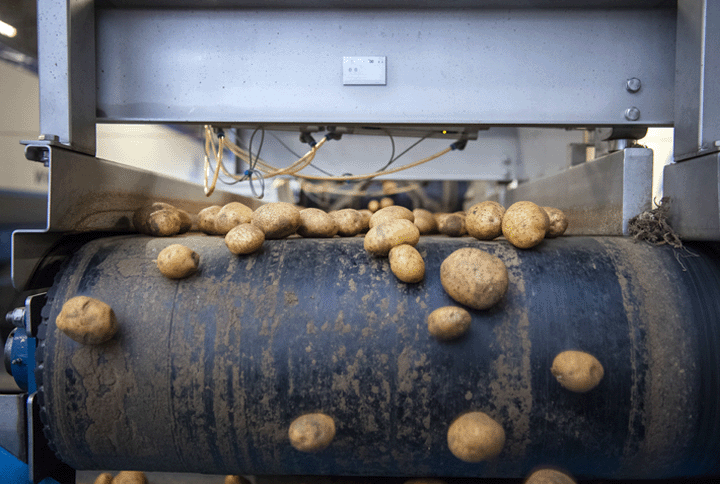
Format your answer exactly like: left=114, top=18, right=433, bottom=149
left=440, top=248, right=508, bottom=310
left=358, top=209, right=372, bottom=232
left=551, top=350, right=604, bottom=393
left=112, top=472, right=147, bottom=484
left=447, top=412, right=505, bottom=462
left=332, top=209, right=365, bottom=237
left=132, top=202, right=183, bottom=237
left=251, top=202, right=301, bottom=239
left=214, top=202, right=253, bottom=235
left=543, top=207, right=569, bottom=238
left=368, top=200, right=380, bottom=213
left=413, top=208, right=437, bottom=235
left=298, top=208, right=338, bottom=238
left=288, top=413, right=335, bottom=452
left=369, top=206, right=414, bottom=229
left=467, top=201, right=505, bottom=240
left=380, top=197, right=394, bottom=208
left=524, top=468, right=576, bottom=484
left=94, top=473, right=113, bottom=484
left=225, top=476, right=251, bottom=484
left=225, top=223, right=265, bottom=255
left=502, top=201, right=549, bottom=249
left=364, top=219, right=420, bottom=256
left=198, top=205, right=222, bottom=234
left=437, top=212, right=467, bottom=237
left=157, top=244, right=200, bottom=279
left=56, top=296, right=118, bottom=345
left=427, top=306, right=471, bottom=340
left=389, top=244, right=425, bottom=283
left=177, top=209, right=193, bottom=234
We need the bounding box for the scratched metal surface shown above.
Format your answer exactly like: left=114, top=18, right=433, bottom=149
left=38, top=234, right=720, bottom=478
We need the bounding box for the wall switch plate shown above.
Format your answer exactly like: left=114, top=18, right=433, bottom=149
left=343, top=56, right=386, bottom=85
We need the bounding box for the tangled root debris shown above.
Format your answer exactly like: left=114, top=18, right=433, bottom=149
left=628, top=197, right=682, bottom=248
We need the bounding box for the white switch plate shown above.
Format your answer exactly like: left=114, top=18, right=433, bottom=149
left=343, top=56, right=386, bottom=85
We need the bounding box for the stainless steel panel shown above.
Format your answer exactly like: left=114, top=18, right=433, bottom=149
left=663, top=152, right=720, bottom=240
left=37, top=0, right=96, bottom=154
left=0, top=394, right=27, bottom=463
left=96, top=8, right=675, bottom=126
left=505, top=148, right=653, bottom=235
left=673, top=0, right=720, bottom=161
left=12, top=145, right=261, bottom=290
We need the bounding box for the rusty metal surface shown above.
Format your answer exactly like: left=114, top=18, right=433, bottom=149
left=38, top=234, right=720, bottom=478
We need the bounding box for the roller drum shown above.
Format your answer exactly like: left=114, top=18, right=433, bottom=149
left=37, top=235, right=720, bottom=478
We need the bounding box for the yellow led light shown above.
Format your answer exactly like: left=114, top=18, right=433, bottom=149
left=442, top=130, right=447, bottom=134
left=0, top=19, right=17, bottom=38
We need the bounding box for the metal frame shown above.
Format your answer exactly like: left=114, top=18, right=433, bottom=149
left=504, top=147, right=654, bottom=236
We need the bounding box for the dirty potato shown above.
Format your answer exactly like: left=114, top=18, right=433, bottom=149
left=380, top=197, right=394, bottom=208
left=225, top=223, right=265, bottom=255
left=288, top=413, right=336, bottom=452
left=251, top=202, right=301, bottom=239
left=389, top=244, right=425, bottom=283
left=56, top=296, right=117, bottom=345
left=132, top=202, right=183, bottom=237
left=177, top=209, right=193, bottom=234
left=440, top=248, right=508, bottom=310
left=198, top=205, right=223, bottom=234
left=437, top=212, right=467, bottom=237
left=112, top=472, right=148, bottom=484
left=332, top=209, right=366, bottom=237
left=524, top=468, right=577, bottom=484
left=358, top=209, right=372, bottom=232
left=298, top=208, right=338, bottom=238
left=369, top=205, right=414, bottom=229
left=224, top=477, right=251, bottom=484
left=156, top=244, right=200, bottom=279
left=364, top=219, right=420, bottom=256
left=543, top=207, right=569, bottom=238
left=214, top=202, right=253, bottom=235
left=368, top=200, right=380, bottom=213
left=94, top=473, right=113, bottom=484
left=447, top=411, right=505, bottom=462
left=502, top=201, right=549, bottom=249
left=551, top=351, right=604, bottom=393
left=413, top=208, right=438, bottom=235
left=427, top=306, right=471, bottom=340
left=467, top=201, right=505, bottom=240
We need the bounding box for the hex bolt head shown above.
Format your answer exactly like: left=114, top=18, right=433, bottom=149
left=624, top=107, right=641, bottom=121
left=626, top=78, right=642, bottom=93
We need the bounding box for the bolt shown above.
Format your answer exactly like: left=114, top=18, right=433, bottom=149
left=38, top=134, right=59, bottom=142
left=715, top=140, right=720, bottom=147
left=5, top=308, right=25, bottom=328
left=624, top=107, right=641, bottom=121
left=626, top=78, right=641, bottom=93
left=11, top=359, right=23, bottom=366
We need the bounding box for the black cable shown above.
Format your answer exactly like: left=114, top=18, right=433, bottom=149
left=377, top=132, right=430, bottom=172
left=269, top=130, right=336, bottom=177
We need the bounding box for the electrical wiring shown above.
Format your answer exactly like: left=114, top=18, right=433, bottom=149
left=202, top=125, right=456, bottom=197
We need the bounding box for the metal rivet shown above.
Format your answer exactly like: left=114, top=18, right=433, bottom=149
left=624, top=107, right=641, bottom=121
left=626, top=78, right=641, bottom=93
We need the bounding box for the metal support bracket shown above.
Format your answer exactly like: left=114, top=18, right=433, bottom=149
left=664, top=152, right=720, bottom=240
left=12, top=144, right=261, bottom=291
left=0, top=394, right=27, bottom=463
left=28, top=394, right=75, bottom=484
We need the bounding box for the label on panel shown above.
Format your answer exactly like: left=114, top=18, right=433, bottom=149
left=343, top=56, right=386, bottom=85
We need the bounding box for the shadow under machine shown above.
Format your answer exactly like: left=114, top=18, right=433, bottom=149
left=3, top=0, right=720, bottom=482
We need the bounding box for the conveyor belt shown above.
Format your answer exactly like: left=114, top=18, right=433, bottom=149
left=36, top=234, right=720, bottom=479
